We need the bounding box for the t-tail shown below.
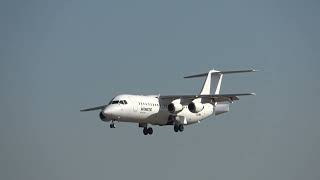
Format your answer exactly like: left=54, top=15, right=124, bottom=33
left=184, top=69, right=257, bottom=95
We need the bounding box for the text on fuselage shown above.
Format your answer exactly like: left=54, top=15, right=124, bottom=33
left=141, top=107, right=152, bottom=111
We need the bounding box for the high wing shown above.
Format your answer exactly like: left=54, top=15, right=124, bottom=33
left=159, top=93, right=255, bottom=102
left=80, top=105, right=107, bottom=112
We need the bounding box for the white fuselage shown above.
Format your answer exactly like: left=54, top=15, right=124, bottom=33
left=102, top=94, right=215, bottom=126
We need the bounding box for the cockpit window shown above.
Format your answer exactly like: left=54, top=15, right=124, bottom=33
left=111, top=100, right=119, bottom=104
left=110, top=100, right=128, bottom=105
left=119, top=100, right=128, bottom=104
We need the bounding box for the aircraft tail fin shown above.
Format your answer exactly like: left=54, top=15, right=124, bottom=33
left=184, top=69, right=257, bottom=95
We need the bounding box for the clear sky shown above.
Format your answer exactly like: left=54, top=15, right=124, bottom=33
left=1, top=0, right=320, bottom=180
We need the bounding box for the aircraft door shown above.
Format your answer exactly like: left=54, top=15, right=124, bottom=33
left=133, top=102, right=138, bottom=112
left=128, top=97, right=138, bottom=112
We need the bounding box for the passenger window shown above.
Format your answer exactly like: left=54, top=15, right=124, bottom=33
left=124, top=100, right=128, bottom=104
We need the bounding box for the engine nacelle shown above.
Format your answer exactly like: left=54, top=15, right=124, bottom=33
left=188, top=102, right=204, bottom=113
left=168, top=103, right=183, bottom=113
left=215, top=104, right=229, bottom=115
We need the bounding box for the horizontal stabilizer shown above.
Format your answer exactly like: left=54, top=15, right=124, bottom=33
left=184, top=69, right=257, bottom=78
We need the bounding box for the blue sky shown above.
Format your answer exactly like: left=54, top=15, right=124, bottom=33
left=1, top=0, right=320, bottom=180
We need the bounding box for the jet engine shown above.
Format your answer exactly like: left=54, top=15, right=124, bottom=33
left=188, top=102, right=204, bottom=113
left=168, top=103, right=183, bottom=113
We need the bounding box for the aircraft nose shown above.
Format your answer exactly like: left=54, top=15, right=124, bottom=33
left=103, top=106, right=117, bottom=120
left=103, top=107, right=112, bottom=117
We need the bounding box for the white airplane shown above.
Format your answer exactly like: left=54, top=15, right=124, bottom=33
left=81, top=69, right=256, bottom=135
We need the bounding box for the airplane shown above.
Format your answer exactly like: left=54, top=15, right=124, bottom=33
left=80, top=69, right=256, bottom=135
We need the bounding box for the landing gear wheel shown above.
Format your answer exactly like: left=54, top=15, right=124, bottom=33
left=147, top=127, right=153, bottom=135
left=110, top=123, right=115, bottom=128
left=143, top=128, right=148, bottom=135
left=174, top=125, right=179, bottom=132
left=143, top=127, right=153, bottom=135
left=178, top=124, right=184, bottom=132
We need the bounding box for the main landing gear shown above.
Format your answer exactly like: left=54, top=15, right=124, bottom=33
left=174, top=124, right=184, bottom=132
left=143, top=127, right=153, bottom=135
left=139, top=123, right=153, bottom=136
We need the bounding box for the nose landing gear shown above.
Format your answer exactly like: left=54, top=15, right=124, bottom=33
left=109, top=121, right=116, bottom=128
